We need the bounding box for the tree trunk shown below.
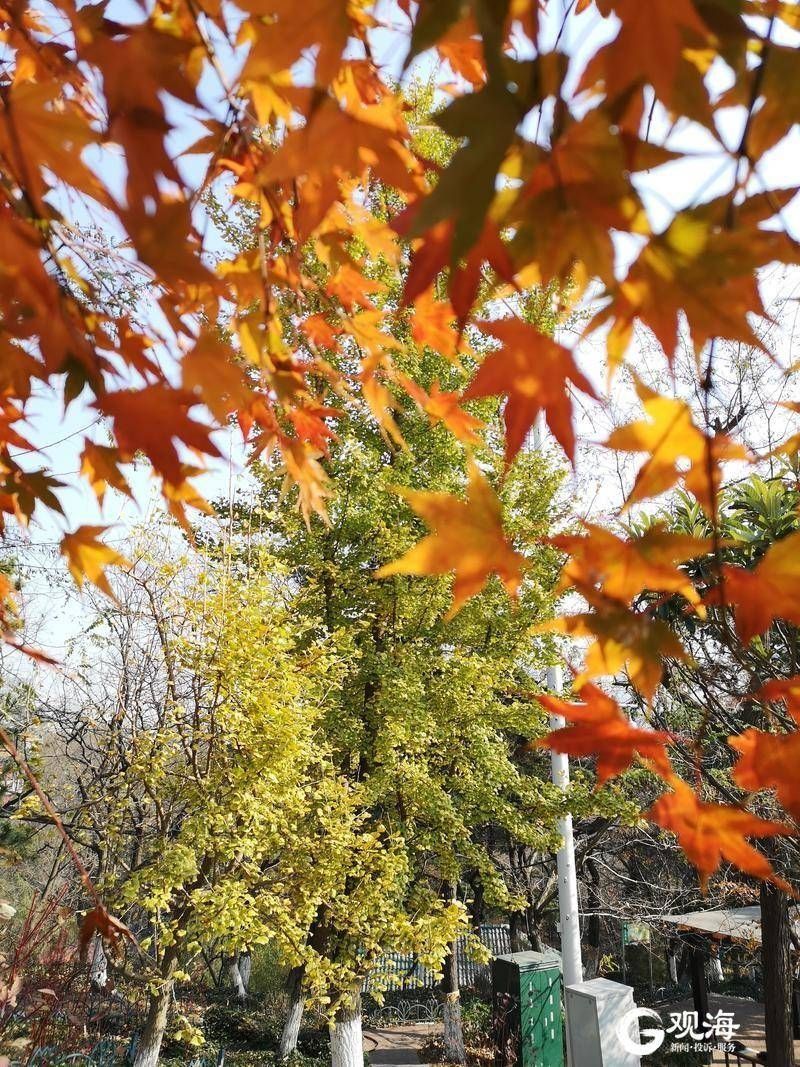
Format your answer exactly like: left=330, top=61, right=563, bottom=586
left=668, top=940, right=679, bottom=985
left=583, top=857, right=601, bottom=979
left=329, top=988, right=363, bottom=1067
left=133, top=955, right=176, bottom=1067
left=228, top=954, right=247, bottom=1000
left=278, top=965, right=305, bottom=1062
left=441, top=939, right=466, bottom=1064
left=239, top=950, right=252, bottom=992
left=89, top=933, right=108, bottom=990
left=509, top=911, right=525, bottom=953
left=469, top=874, right=484, bottom=933
left=761, top=880, right=795, bottom=1065
left=707, top=945, right=723, bottom=985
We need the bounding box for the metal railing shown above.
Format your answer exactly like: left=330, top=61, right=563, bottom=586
left=8, top=1038, right=227, bottom=1067
left=722, top=1041, right=768, bottom=1065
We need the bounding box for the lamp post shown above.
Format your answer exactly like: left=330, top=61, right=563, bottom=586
left=532, top=419, right=583, bottom=1060
left=546, top=660, right=583, bottom=991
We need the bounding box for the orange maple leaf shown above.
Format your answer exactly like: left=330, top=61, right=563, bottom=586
left=410, top=290, right=462, bottom=364
left=717, top=44, right=800, bottom=158
left=463, top=319, right=596, bottom=464
left=537, top=590, right=687, bottom=701
left=704, top=531, right=800, bottom=643
left=606, top=379, right=748, bottom=513
left=650, top=777, right=793, bottom=893
left=240, top=0, right=352, bottom=87
left=0, top=79, right=104, bottom=207
left=95, top=385, right=221, bottom=487
left=275, top=438, right=333, bottom=527
left=395, top=203, right=517, bottom=330
left=181, top=331, right=254, bottom=424
left=375, top=462, right=526, bottom=617
left=550, top=523, right=711, bottom=607
left=754, top=676, right=800, bottom=723
left=161, top=465, right=215, bottom=533
left=78, top=904, right=133, bottom=960
left=398, top=375, right=484, bottom=445
left=769, top=401, right=800, bottom=463
left=537, top=683, right=672, bottom=782
left=300, top=314, right=343, bottom=353
left=730, top=728, right=800, bottom=822
left=435, top=14, right=485, bottom=88
left=80, top=443, right=133, bottom=505
left=509, top=110, right=674, bottom=288
left=60, top=526, right=128, bottom=598
left=591, top=217, right=773, bottom=368
left=580, top=0, right=711, bottom=107
left=256, top=95, right=423, bottom=217
left=326, top=263, right=385, bottom=312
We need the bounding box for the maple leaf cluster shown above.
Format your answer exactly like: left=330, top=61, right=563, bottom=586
left=1, top=0, right=800, bottom=892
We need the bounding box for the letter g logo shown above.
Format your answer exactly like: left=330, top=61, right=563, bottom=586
left=618, top=1007, right=666, bottom=1056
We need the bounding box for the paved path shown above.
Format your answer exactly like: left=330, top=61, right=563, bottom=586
left=665, top=993, right=800, bottom=1063
left=363, top=1022, right=442, bottom=1065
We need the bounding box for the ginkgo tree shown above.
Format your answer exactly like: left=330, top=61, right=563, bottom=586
left=3, top=0, right=800, bottom=995
left=37, top=549, right=466, bottom=1067
left=214, top=313, right=591, bottom=1062
left=200, top=111, right=642, bottom=1059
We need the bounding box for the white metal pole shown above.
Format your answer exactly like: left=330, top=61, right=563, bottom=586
left=546, top=661, right=583, bottom=990
left=532, top=419, right=583, bottom=1062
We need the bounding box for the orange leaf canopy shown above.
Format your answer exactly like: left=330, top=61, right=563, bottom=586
left=375, top=462, right=526, bottom=617
left=538, top=682, right=672, bottom=782
left=650, top=778, right=792, bottom=893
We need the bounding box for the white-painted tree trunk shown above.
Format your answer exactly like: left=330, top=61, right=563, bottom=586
left=441, top=925, right=466, bottom=1065
left=239, top=950, right=252, bottom=992
left=668, top=952, right=679, bottom=984
left=544, top=654, right=583, bottom=1067
left=228, top=955, right=247, bottom=1000
left=533, top=417, right=584, bottom=1006
left=133, top=948, right=177, bottom=1067
left=89, top=934, right=108, bottom=989
left=278, top=965, right=305, bottom=1061
left=133, top=982, right=173, bottom=1067
left=329, top=990, right=362, bottom=1067
left=443, top=994, right=466, bottom=1064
